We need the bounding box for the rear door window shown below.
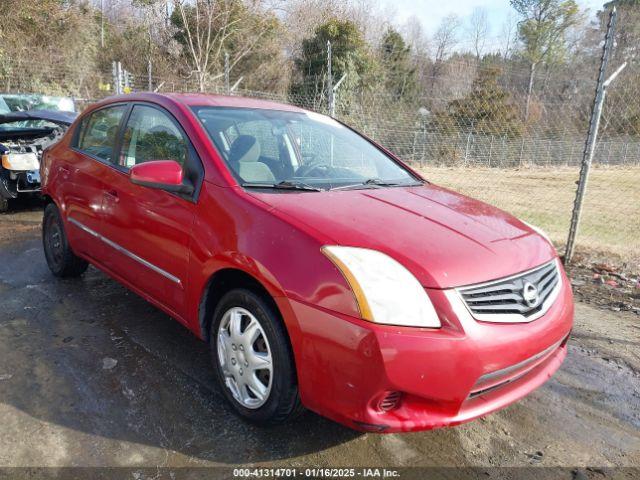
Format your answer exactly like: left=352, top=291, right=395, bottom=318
left=77, top=105, right=127, bottom=163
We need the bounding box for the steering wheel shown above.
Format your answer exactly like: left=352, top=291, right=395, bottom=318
left=295, top=162, right=331, bottom=178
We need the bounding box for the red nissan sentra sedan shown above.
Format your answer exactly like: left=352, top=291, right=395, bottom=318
left=40, top=93, right=573, bottom=432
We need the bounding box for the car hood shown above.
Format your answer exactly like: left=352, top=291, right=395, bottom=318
left=0, top=109, right=77, bottom=127
left=249, top=184, right=557, bottom=289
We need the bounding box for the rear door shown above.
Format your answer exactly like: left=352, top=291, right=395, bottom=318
left=99, top=103, right=201, bottom=316
left=63, top=104, right=128, bottom=263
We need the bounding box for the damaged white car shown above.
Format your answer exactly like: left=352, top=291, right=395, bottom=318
left=0, top=94, right=77, bottom=212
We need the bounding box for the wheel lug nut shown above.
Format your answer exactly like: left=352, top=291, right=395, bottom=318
left=245, top=361, right=249, bottom=367
left=239, top=369, right=243, bottom=375
left=232, top=344, right=237, bottom=351
left=231, top=358, right=236, bottom=365
left=239, top=345, right=244, bottom=351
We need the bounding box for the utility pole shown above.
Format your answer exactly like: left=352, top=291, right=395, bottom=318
left=100, top=0, right=105, bottom=49
left=565, top=7, right=625, bottom=263
left=147, top=22, right=153, bottom=91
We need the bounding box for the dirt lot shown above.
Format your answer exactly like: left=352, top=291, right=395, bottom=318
left=419, top=166, right=640, bottom=268
left=0, top=204, right=638, bottom=479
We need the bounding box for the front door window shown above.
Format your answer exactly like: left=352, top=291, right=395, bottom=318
left=119, top=105, right=188, bottom=169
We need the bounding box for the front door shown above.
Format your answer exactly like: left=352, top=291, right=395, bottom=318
left=100, top=104, right=200, bottom=317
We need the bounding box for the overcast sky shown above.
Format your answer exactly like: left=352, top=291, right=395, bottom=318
left=382, top=0, right=607, bottom=44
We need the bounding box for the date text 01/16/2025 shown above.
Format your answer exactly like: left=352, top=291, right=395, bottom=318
left=233, top=468, right=401, bottom=478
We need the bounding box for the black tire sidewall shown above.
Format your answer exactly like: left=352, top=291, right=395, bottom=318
left=43, top=204, right=66, bottom=275
left=42, top=203, right=88, bottom=277
left=210, top=289, right=299, bottom=424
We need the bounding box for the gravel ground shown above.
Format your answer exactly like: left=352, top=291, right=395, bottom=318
left=0, top=203, right=638, bottom=479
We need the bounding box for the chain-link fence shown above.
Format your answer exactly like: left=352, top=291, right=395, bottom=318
left=1, top=39, right=638, bottom=268
left=329, top=77, right=640, bottom=267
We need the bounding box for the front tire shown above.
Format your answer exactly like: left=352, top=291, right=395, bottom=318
left=210, top=289, right=303, bottom=425
left=42, top=203, right=89, bottom=277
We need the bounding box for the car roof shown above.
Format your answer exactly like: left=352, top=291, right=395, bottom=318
left=91, top=92, right=310, bottom=114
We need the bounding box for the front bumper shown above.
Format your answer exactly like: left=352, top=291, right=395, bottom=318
left=278, top=264, right=574, bottom=433
left=0, top=168, right=41, bottom=199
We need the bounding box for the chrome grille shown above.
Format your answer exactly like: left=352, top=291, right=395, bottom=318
left=458, top=260, right=560, bottom=323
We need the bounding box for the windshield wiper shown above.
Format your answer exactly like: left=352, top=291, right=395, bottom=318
left=363, top=178, right=404, bottom=186
left=330, top=178, right=421, bottom=191
left=242, top=180, right=322, bottom=191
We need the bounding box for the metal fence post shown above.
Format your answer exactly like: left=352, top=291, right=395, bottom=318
left=411, top=131, right=418, bottom=163
left=118, top=62, right=124, bottom=94
left=147, top=59, right=152, bottom=91
left=112, top=61, right=123, bottom=95
left=112, top=61, right=117, bottom=93
left=565, top=7, right=619, bottom=263
left=519, top=138, right=525, bottom=167
left=488, top=135, right=493, bottom=167
left=464, top=132, right=472, bottom=165
left=224, top=51, right=230, bottom=95
left=569, top=142, right=574, bottom=167
left=327, top=41, right=334, bottom=116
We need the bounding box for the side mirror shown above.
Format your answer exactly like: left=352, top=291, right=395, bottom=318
left=129, top=160, right=193, bottom=195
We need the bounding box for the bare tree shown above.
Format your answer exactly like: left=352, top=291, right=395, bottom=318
left=429, top=14, right=460, bottom=94
left=500, top=10, right=519, bottom=58
left=174, top=0, right=220, bottom=91
left=401, top=15, right=430, bottom=98
left=403, top=15, right=429, bottom=57
left=433, top=14, right=461, bottom=64
left=173, top=0, right=272, bottom=92
left=466, top=7, right=490, bottom=60
left=510, top=0, right=581, bottom=121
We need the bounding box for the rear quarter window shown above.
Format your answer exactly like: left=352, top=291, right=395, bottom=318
left=75, top=105, right=127, bottom=163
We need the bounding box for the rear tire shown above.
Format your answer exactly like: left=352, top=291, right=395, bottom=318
left=210, top=288, right=304, bottom=425
left=42, top=203, right=89, bottom=277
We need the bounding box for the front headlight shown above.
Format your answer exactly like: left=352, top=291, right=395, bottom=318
left=322, top=246, right=441, bottom=328
left=1, top=152, right=39, bottom=171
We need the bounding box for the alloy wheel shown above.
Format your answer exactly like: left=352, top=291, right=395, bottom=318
left=217, top=307, right=273, bottom=409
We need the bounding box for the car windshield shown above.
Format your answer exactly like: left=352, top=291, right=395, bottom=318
left=0, top=93, right=75, bottom=132
left=193, top=106, right=420, bottom=191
